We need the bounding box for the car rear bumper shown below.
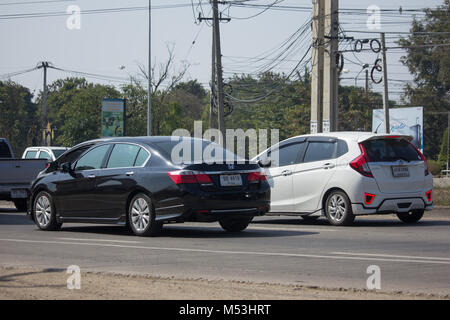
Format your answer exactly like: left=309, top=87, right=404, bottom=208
left=352, top=197, right=433, bottom=215
left=155, top=186, right=270, bottom=222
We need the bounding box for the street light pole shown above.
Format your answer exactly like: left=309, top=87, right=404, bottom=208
left=147, top=0, right=152, bottom=136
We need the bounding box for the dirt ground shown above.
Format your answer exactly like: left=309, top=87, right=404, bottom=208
left=0, top=266, right=447, bottom=300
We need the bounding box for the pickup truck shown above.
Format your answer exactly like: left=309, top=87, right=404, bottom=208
left=0, top=138, right=48, bottom=211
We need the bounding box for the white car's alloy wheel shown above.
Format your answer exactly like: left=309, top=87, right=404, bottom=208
left=327, top=194, right=347, bottom=222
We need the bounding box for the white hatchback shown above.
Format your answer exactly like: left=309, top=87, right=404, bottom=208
left=253, top=132, right=433, bottom=226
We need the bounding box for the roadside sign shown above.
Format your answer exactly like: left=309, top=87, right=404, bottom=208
left=372, top=106, right=423, bottom=153
left=101, top=98, right=126, bottom=137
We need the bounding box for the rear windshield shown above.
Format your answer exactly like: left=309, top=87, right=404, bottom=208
left=0, top=141, right=12, bottom=158
left=362, top=139, right=422, bottom=162
left=153, top=139, right=241, bottom=164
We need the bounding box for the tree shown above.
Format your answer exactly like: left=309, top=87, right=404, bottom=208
left=398, top=0, right=450, bottom=158
left=136, top=44, right=190, bottom=135
left=0, top=80, right=39, bottom=155
left=40, top=77, right=121, bottom=147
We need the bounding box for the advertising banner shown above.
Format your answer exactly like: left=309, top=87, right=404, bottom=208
left=101, top=98, right=126, bottom=137
left=372, top=106, right=423, bottom=152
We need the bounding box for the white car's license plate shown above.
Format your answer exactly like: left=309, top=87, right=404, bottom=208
left=220, top=174, right=242, bottom=186
left=392, top=165, right=409, bottom=177
left=10, top=189, right=28, bottom=199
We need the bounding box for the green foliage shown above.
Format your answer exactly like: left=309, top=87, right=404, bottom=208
left=0, top=80, right=39, bottom=155
left=398, top=0, right=450, bottom=158
left=41, top=78, right=121, bottom=147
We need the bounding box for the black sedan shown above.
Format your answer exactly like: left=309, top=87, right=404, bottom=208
left=27, top=136, right=270, bottom=236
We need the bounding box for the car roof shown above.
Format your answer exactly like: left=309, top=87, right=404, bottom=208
left=280, top=131, right=412, bottom=144
left=71, top=136, right=207, bottom=149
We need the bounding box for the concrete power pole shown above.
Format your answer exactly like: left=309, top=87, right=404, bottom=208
left=310, top=0, right=324, bottom=134
left=212, top=0, right=226, bottom=147
left=147, top=0, right=152, bottom=136
left=381, top=32, right=390, bottom=134
left=37, top=61, right=50, bottom=146
left=323, top=0, right=339, bottom=132
left=210, top=27, right=216, bottom=129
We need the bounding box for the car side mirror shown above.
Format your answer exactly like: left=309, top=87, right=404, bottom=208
left=60, top=162, right=72, bottom=173
left=258, top=158, right=271, bottom=168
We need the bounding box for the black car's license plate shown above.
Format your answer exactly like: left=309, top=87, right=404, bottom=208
left=220, top=174, right=242, bottom=186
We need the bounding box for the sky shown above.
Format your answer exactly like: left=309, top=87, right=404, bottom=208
left=0, top=0, right=445, bottom=103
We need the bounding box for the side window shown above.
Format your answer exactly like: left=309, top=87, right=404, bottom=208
left=106, top=144, right=141, bottom=168
left=336, top=140, right=349, bottom=157
left=270, top=143, right=305, bottom=167
left=75, top=145, right=110, bottom=171
left=134, top=148, right=150, bottom=166
left=60, top=145, right=92, bottom=165
left=303, top=142, right=336, bottom=163
left=25, top=151, right=37, bottom=159
left=38, top=151, right=51, bottom=160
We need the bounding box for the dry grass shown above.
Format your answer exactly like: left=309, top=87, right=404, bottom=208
left=434, top=187, right=450, bottom=206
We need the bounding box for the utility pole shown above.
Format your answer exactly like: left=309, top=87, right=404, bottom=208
left=211, top=0, right=226, bottom=147
left=37, top=61, right=50, bottom=146
left=447, top=111, right=449, bottom=177
left=210, top=27, right=216, bottom=129
left=199, top=2, right=230, bottom=139
left=381, top=32, right=390, bottom=134
left=365, top=69, right=369, bottom=93
left=310, top=0, right=324, bottom=134
left=147, top=0, right=152, bottom=136
left=323, top=0, right=339, bottom=132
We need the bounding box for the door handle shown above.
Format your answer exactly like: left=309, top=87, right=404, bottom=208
left=87, top=174, right=96, bottom=179
left=281, top=169, right=292, bottom=176
left=323, top=163, right=335, bottom=169
left=126, top=171, right=134, bottom=176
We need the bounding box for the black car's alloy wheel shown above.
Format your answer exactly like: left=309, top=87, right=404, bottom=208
left=128, top=193, right=162, bottom=236
left=33, top=191, right=62, bottom=231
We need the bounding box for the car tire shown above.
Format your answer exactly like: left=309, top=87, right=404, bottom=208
left=324, top=191, right=355, bottom=226
left=13, top=199, right=27, bottom=212
left=397, top=210, right=424, bottom=223
left=301, top=215, right=319, bottom=222
left=219, top=216, right=253, bottom=232
left=33, top=191, right=62, bottom=231
left=128, top=193, right=162, bottom=237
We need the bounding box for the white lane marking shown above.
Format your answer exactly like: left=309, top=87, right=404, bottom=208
left=1, top=238, right=450, bottom=265
left=58, top=238, right=141, bottom=244
left=333, top=251, right=450, bottom=261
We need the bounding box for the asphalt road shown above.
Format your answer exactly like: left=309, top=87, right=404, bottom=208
left=0, top=201, right=449, bottom=296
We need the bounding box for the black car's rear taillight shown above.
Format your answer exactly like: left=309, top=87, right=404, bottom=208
left=168, top=170, right=213, bottom=184
left=247, top=171, right=267, bottom=183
